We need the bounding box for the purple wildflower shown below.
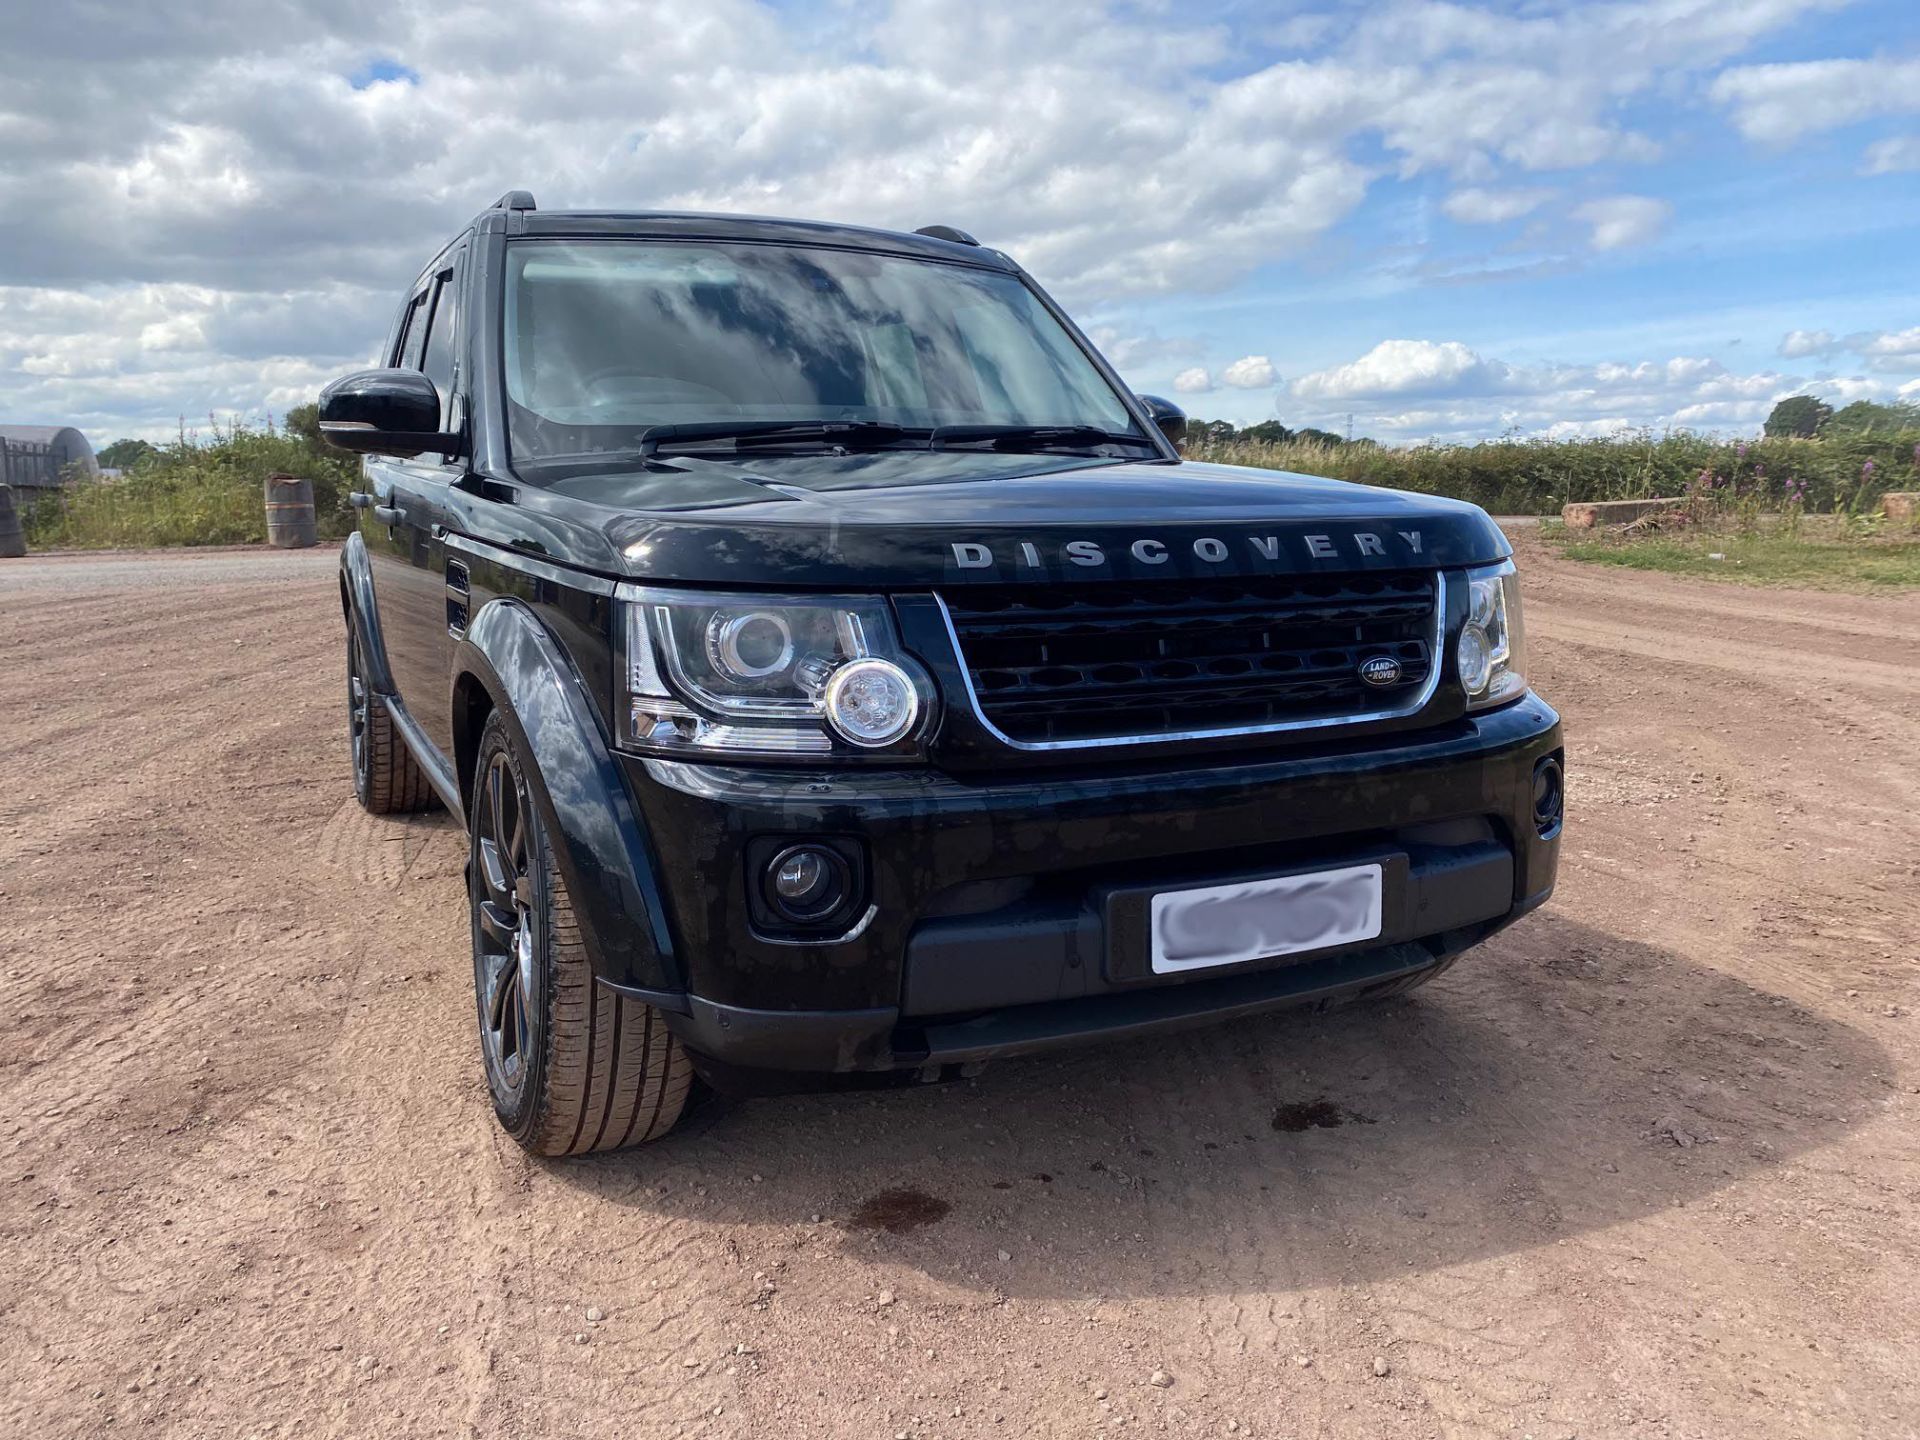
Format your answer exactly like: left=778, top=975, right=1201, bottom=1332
left=1863, top=459, right=1876, bottom=477
left=1735, top=442, right=1748, bottom=459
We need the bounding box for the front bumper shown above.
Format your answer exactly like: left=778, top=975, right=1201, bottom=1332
left=615, top=696, right=1563, bottom=1075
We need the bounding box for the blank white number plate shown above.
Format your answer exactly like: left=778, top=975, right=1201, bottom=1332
left=1149, top=862, right=1383, bottom=975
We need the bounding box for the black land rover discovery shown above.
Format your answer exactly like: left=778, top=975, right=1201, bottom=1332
left=324, top=191, right=1563, bottom=1155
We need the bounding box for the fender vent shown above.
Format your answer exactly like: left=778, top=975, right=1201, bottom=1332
left=445, top=560, right=471, bottom=636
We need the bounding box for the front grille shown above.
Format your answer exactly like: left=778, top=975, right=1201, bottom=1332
left=940, top=570, right=1440, bottom=746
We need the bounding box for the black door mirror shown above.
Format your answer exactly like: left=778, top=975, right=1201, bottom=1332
left=318, top=369, right=460, bottom=457
left=1136, top=394, right=1187, bottom=445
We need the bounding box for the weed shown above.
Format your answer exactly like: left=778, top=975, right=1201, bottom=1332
left=1187, top=428, right=1920, bottom=517
left=23, top=412, right=359, bottom=550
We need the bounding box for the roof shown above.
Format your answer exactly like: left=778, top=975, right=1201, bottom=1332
left=503, top=209, right=1015, bottom=270
left=0, top=425, right=79, bottom=446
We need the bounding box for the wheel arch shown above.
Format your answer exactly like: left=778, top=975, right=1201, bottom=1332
left=454, top=597, right=685, bottom=1002
left=338, top=531, right=397, bottom=694
left=451, top=670, right=495, bottom=820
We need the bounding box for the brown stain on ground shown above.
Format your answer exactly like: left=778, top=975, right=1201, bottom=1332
left=1272, top=1098, right=1377, bottom=1132
left=846, top=1187, right=951, bottom=1234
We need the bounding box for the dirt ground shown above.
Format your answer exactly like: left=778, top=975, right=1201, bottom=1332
left=2, top=530, right=1917, bottom=1440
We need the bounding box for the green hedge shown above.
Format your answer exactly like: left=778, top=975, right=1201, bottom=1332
left=1183, top=430, right=1920, bottom=516
left=21, top=420, right=1920, bottom=549
left=23, top=414, right=360, bottom=550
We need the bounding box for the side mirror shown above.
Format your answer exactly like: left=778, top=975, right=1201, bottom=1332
left=1136, top=393, right=1187, bottom=445
left=318, top=369, right=460, bottom=457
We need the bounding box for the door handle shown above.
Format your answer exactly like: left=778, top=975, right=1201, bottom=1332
left=348, top=491, right=374, bottom=510
left=373, top=505, right=403, bottom=525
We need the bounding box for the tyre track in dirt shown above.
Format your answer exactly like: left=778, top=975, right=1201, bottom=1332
left=2, top=537, right=1918, bottom=1439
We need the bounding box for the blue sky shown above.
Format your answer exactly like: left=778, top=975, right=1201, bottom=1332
left=348, top=58, right=420, bottom=89
left=2, top=0, right=1916, bottom=444
left=1077, top=0, right=1920, bottom=437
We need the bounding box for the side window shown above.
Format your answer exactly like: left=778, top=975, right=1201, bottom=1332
left=387, top=295, right=419, bottom=367
left=418, top=277, right=457, bottom=430
left=397, top=292, right=430, bottom=370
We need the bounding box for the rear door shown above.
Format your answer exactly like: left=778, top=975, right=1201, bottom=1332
left=363, top=248, right=467, bottom=757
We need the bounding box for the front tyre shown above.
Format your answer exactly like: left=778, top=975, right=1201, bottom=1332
left=469, top=711, right=692, bottom=1155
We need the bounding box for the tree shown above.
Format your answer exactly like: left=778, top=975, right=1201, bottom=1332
left=1183, top=418, right=1237, bottom=443
left=1763, top=395, right=1832, bottom=438
left=282, top=402, right=324, bottom=449
left=1824, top=399, right=1920, bottom=436
left=95, top=438, right=158, bottom=470
left=1293, top=427, right=1345, bottom=447
left=1238, top=421, right=1294, bottom=444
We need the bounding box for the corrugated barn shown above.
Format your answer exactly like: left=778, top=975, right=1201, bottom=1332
left=0, top=425, right=98, bottom=490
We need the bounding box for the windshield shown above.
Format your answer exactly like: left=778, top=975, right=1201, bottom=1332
left=502, top=240, right=1142, bottom=462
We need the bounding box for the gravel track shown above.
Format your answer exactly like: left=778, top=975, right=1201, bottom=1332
left=1, top=533, right=1916, bottom=1439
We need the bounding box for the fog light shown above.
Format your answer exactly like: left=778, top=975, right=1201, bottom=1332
left=1457, top=623, right=1492, bottom=696
left=823, top=657, right=919, bottom=748
left=1533, top=756, right=1565, bottom=838
left=764, top=844, right=848, bottom=921
left=774, top=849, right=828, bottom=903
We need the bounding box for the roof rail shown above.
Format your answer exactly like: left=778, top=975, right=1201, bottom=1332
left=914, top=224, right=978, bottom=246
left=490, top=190, right=538, bottom=212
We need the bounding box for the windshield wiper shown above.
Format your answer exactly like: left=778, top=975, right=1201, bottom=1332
left=636, top=420, right=929, bottom=457
left=930, top=424, right=1157, bottom=453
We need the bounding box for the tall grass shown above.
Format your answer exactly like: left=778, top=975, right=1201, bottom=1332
left=19, top=419, right=1920, bottom=550
left=1185, top=429, right=1920, bottom=516
left=23, top=415, right=359, bottom=550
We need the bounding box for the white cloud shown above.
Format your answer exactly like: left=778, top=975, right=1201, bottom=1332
left=1863, top=135, right=1920, bottom=174
left=1855, top=326, right=1920, bottom=360
left=0, top=281, right=388, bottom=441
left=1572, top=195, right=1671, bottom=251
left=0, top=0, right=1878, bottom=439
left=1441, top=187, right=1554, bottom=224
left=1171, top=366, right=1214, bottom=394
left=1220, top=355, right=1279, bottom=390
left=1759, top=326, right=1920, bottom=374
left=1711, top=58, right=1920, bottom=143
left=1778, top=329, right=1838, bottom=358
left=1807, top=374, right=1906, bottom=404
left=1284, top=336, right=1915, bottom=444
left=1293, top=340, right=1495, bottom=401
left=1537, top=417, right=1638, bottom=439
left=1086, top=326, right=1201, bottom=369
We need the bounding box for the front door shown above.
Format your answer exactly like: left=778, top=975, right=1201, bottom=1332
left=363, top=251, right=466, bottom=758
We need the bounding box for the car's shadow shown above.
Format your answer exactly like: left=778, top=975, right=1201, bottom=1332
left=545, top=912, right=1889, bottom=1298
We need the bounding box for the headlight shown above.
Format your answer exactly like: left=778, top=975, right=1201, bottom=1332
left=619, top=588, right=935, bottom=759
left=1459, top=560, right=1527, bottom=710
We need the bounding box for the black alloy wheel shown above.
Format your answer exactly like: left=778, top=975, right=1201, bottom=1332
left=347, top=631, right=371, bottom=796
left=465, top=711, right=693, bottom=1154
left=472, top=744, right=543, bottom=1111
